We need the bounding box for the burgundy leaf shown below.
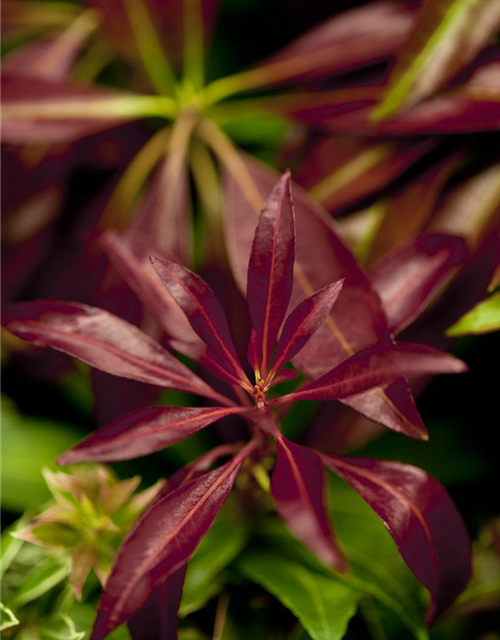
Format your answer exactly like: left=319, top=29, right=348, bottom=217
left=223, top=153, right=425, bottom=436
left=58, top=406, right=247, bottom=464
left=296, top=137, right=433, bottom=213
left=99, top=231, right=199, bottom=345
left=373, top=0, right=500, bottom=120
left=90, top=447, right=252, bottom=640
left=0, top=73, right=130, bottom=143
left=127, top=567, right=187, bottom=640
left=283, top=342, right=467, bottom=403
left=249, top=0, right=416, bottom=86
left=272, top=436, right=347, bottom=572
left=150, top=257, right=249, bottom=387
left=320, top=453, right=472, bottom=620
left=246, top=171, right=295, bottom=371
left=370, top=234, right=468, bottom=334
left=2, top=301, right=224, bottom=402
left=270, top=281, right=344, bottom=377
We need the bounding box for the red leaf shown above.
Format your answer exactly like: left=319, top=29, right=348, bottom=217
left=223, top=153, right=425, bottom=437
left=284, top=342, right=467, bottom=403
left=127, top=567, right=187, bottom=640
left=90, top=449, right=251, bottom=640
left=247, top=171, right=295, bottom=370
left=150, top=258, right=249, bottom=387
left=251, top=0, right=416, bottom=86
left=270, top=281, right=344, bottom=378
left=1, top=73, right=126, bottom=143
left=370, top=234, right=468, bottom=334
left=272, top=436, right=347, bottom=572
left=58, top=406, right=247, bottom=464
left=320, top=453, right=472, bottom=620
left=99, top=231, right=199, bottom=345
left=2, top=301, right=224, bottom=402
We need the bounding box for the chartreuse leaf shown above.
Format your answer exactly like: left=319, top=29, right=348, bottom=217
left=447, top=292, right=500, bottom=336
left=67, top=602, right=131, bottom=640
left=39, top=614, right=85, bottom=640
left=12, top=556, right=70, bottom=607
left=1, top=515, right=30, bottom=577
left=1, top=396, right=83, bottom=511
left=0, top=603, right=19, bottom=631
left=180, top=501, right=249, bottom=615
left=236, top=549, right=359, bottom=640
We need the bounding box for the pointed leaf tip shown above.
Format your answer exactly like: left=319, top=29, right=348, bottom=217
left=247, top=172, right=296, bottom=371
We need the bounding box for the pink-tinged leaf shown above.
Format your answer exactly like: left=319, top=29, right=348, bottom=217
left=99, top=231, right=199, bottom=345
left=58, top=406, right=247, bottom=464
left=271, top=281, right=344, bottom=377
left=222, top=153, right=426, bottom=437
left=2, top=301, right=223, bottom=401
left=246, top=327, right=261, bottom=374
left=370, top=234, right=468, bottom=334
left=249, top=0, right=416, bottom=86
left=320, top=453, right=472, bottom=620
left=0, top=73, right=133, bottom=143
left=150, top=258, right=249, bottom=387
left=272, top=436, right=347, bottom=572
left=373, top=0, right=500, bottom=120
left=284, top=343, right=467, bottom=403
left=297, top=137, right=434, bottom=213
left=128, top=566, right=187, bottom=640
left=90, top=449, right=251, bottom=640
left=247, top=171, right=295, bottom=370
left=2, top=37, right=80, bottom=81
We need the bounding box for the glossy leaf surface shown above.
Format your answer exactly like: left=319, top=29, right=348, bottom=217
left=151, top=257, right=248, bottom=385
left=237, top=549, right=359, bottom=640
left=321, top=453, right=472, bottom=619
left=2, top=301, right=218, bottom=400
left=58, top=406, right=246, bottom=463
left=271, top=281, right=343, bottom=376
left=247, top=171, right=295, bottom=369
left=91, top=456, right=245, bottom=640
left=285, top=343, right=466, bottom=403
left=271, top=436, right=346, bottom=571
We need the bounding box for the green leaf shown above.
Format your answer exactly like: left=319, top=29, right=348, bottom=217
left=1, top=397, right=84, bottom=512
left=38, top=614, right=85, bottom=640
left=12, top=556, right=70, bottom=607
left=373, top=0, right=500, bottom=120
left=236, top=550, right=359, bottom=640
left=1, top=515, right=30, bottom=577
left=180, top=500, right=249, bottom=615
left=68, top=601, right=132, bottom=640
left=447, top=292, right=500, bottom=336
left=0, top=603, right=19, bottom=631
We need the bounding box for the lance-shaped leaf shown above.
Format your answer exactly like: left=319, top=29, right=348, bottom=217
left=247, top=171, right=295, bottom=370
left=272, top=436, right=347, bottom=572
left=150, top=257, right=249, bottom=386
left=370, top=234, right=468, bottom=334
left=0, top=73, right=156, bottom=143
left=283, top=343, right=467, bottom=403
left=297, top=137, right=433, bottom=213
left=58, top=406, right=247, bottom=463
left=233, top=0, right=416, bottom=89
left=99, top=231, right=199, bottom=345
left=373, top=0, right=500, bottom=121
left=270, top=281, right=344, bottom=377
left=128, top=566, right=187, bottom=640
left=90, top=451, right=249, bottom=640
left=222, top=153, right=424, bottom=436
left=447, top=291, right=500, bottom=336
left=2, top=301, right=222, bottom=401
left=320, top=453, right=472, bottom=620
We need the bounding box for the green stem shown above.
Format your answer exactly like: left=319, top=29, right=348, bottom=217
left=183, top=0, right=205, bottom=91
left=123, top=0, right=177, bottom=96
